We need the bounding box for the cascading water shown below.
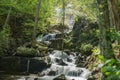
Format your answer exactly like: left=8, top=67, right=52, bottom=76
left=36, top=33, right=57, bottom=45
left=3, top=36, right=91, bottom=80
left=26, top=58, right=30, bottom=73
left=12, top=5, right=91, bottom=79
left=38, top=50, right=91, bottom=80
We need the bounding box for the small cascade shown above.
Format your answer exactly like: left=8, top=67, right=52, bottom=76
left=38, top=50, right=91, bottom=80
left=37, top=33, right=58, bottom=45
left=26, top=58, right=30, bottom=73
left=10, top=50, right=91, bottom=80
left=43, top=33, right=56, bottom=41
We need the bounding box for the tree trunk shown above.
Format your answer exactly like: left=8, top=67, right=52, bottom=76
left=97, top=0, right=109, bottom=58
left=61, top=0, right=65, bottom=51
left=111, top=0, right=120, bottom=31
left=32, top=0, right=41, bottom=46
left=111, top=0, right=120, bottom=60
left=3, top=4, right=12, bottom=28
left=107, top=0, right=114, bottom=28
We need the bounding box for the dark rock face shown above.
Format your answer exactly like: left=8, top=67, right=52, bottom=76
left=29, top=58, right=51, bottom=73
left=75, top=55, right=85, bottom=67
left=47, top=70, right=56, bottom=76
left=0, top=57, right=51, bottom=74
left=53, top=74, right=67, bottom=80
left=67, top=58, right=72, bottom=62
left=34, top=78, right=39, bottom=80
left=55, top=58, right=67, bottom=66
left=71, top=17, right=99, bottom=52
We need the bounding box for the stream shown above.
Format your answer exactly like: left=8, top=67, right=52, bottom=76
left=0, top=8, right=91, bottom=79
left=0, top=50, right=91, bottom=80
left=38, top=50, right=91, bottom=80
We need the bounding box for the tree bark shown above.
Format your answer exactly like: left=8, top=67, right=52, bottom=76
left=111, top=0, right=120, bottom=60
left=3, top=4, right=12, bottom=28
left=61, top=0, right=65, bottom=50
left=32, top=0, right=41, bottom=45
left=97, top=0, right=108, bottom=58
left=107, top=0, right=114, bottom=28
left=111, top=0, right=120, bottom=31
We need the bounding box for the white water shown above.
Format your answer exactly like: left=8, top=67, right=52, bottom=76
left=26, top=59, right=30, bottom=73
left=38, top=50, right=91, bottom=80
left=36, top=33, right=57, bottom=45
left=7, top=50, right=91, bottom=80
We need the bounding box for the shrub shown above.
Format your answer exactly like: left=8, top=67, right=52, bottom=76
left=0, top=27, right=10, bottom=56
left=80, top=43, right=93, bottom=55
left=16, top=46, right=39, bottom=57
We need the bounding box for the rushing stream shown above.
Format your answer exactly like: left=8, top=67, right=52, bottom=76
left=38, top=50, right=91, bottom=80
left=1, top=10, right=91, bottom=79
left=1, top=50, right=91, bottom=80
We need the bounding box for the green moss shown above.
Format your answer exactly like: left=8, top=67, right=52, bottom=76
left=16, top=46, right=39, bottom=57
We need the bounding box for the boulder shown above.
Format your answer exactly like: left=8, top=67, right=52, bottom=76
left=47, top=70, right=56, bottom=76
left=67, top=58, right=72, bottom=62
left=55, top=58, right=67, bottom=66
left=0, top=56, right=51, bottom=74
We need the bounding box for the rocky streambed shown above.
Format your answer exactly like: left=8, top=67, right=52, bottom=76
left=0, top=50, right=91, bottom=80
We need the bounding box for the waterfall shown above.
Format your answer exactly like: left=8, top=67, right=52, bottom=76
left=26, top=58, right=30, bottom=73
left=10, top=50, right=91, bottom=80
left=38, top=50, right=91, bottom=80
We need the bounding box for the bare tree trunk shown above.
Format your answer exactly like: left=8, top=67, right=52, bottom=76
left=3, top=4, right=12, bottom=28
left=61, top=0, right=65, bottom=51
left=32, top=0, right=41, bottom=46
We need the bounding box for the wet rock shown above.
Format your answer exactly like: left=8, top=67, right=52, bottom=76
left=55, top=58, right=67, bottom=66
left=47, top=70, right=56, bottom=76
left=34, top=78, right=39, bottom=80
left=55, top=58, right=61, bottom=63
left=58, top=60, right=67, bottom=66
left=70, top=52, right=76, bottom=56
left=0, top=57, right=51, bottom=73
left=67, top=58, right=72, bottom=62
left=64, top=50, right=71, bottom=55
left=29, top=58, right=51, bottom=73
left=53, top=74, right=67, bottom=80
left=75, top=55, right=85, bottom=67
left=38, top=72, right=45, bottom=77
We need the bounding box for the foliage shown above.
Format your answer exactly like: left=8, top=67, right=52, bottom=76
left=0, top=27, right=10, bottom=56
left=80, top=43, right=93, bottom=54
left=91, top=28, right=120, bottom=79
left=101, top=29, right=120, bottom=79
left=16, top=46, right=39, bottom=57
left=71, top=16, right=99, bottom=52
left=102, top=59, right=120, bottom=80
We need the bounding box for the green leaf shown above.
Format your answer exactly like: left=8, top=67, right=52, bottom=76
left=98, top=54, right=105, bottom=61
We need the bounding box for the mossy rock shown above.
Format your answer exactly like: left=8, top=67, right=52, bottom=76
left=15, top=41, right=49, bottom=57
left=36, top=43, right=48, bottom=51
left=16, top=46, right=39, bottom=57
